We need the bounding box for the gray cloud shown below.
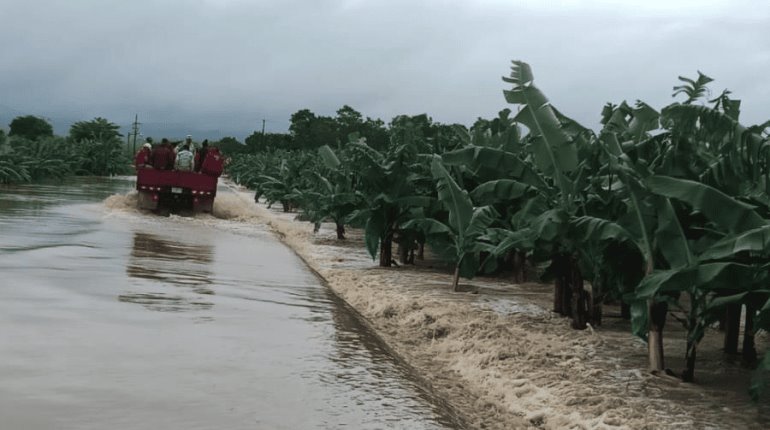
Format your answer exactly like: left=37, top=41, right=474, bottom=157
left=1, top=0, right=768, bottom=140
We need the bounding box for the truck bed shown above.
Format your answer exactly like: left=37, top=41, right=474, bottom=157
left=136, top=169, right=218, bottom=213
left=136, top=169, right=218, bottom=192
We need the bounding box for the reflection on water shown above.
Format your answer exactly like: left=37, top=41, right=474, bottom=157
left=117, top=292, right=214, bottom=313
left=130, top=232, right=214, bottom=265
left=123, top=232, right=215, bottom=311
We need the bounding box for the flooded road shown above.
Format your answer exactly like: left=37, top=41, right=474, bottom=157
left=0, top=177, right=461, bottom=429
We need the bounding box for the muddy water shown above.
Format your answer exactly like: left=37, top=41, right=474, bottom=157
left=0, top=177, right=461, bottom=430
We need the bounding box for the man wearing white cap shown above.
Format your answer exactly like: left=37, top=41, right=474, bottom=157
left=134, top=141, right=152, bottom=169
left=174, top=134, right=195, bottom=154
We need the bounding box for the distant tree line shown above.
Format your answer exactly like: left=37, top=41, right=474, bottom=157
left=221, top=105, right=461, bottom=155
left=1, top=105, right=470, bottom=183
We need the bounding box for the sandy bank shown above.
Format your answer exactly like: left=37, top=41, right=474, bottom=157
left=215, top=186, right=769, bottom=429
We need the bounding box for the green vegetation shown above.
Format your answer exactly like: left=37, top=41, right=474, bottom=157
left=0, top=116, right=131, bottom=183
left=228, top=61, right=770, bottom=399
left=9, top=115, right=53, bottom=140
left=69, top=117, right=122, bottom=142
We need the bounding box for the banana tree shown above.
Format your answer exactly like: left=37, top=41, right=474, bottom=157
left=602, top=72, right=770, bottom=378
left=630, top=175, right=770, bottom=381
left=346, top=138, right=433, bottom=267
left=293, top=145, right=363, bottom=239
left=494, top=60, right=601, bottom=329
left=227, top=153, right=269, bottom=199
left=438, top=61, right=632, bottom=330
left=443, top=118, right=544, bottom=281
left=0, top=139, right=31, bottom=183
left=403, top=157, right=498, bottom=291
left=259, top=153, right=317, bottom=212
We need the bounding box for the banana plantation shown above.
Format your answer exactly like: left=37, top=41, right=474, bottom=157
left=0, top=118, right=131, bottom=183
left=228, top=61, right=770, bottom=399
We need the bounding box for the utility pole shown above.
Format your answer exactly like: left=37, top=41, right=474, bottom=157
left=131, top=114, right=140, bottom=154
left=261, top=118, right=266, bottom=149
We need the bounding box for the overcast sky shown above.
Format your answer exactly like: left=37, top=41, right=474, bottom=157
left=1, top=0, right=768, bottom=140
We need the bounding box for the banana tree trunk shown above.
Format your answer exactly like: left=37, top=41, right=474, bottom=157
left=452, top=264, right=461, bottom=292
left=743, top=303, right=757, bottom=364
left=417, top=242, right=425, bottom=261
left=568, top=257, right=588, bottom=330
left=552, top=255, right=572, bottom=317
left=552, top=254, right=587, bottom=329
left=398, top=240, right=409, bottom=265
left=589, top=273, right=604, bottom=326
left=554, top=278, right=566, bottom=315
left=723, top=303, right=741, bottom=354
left=552, top=254, right=582, bottom=317
left=512, top=250, right=526, bottom=283
left=621, top=302, right=631, bottom=320
left=648, top=300, right=668, bottom=372
left=336, top=222, right=345, bottom=240
left=379, top=232, right=393, bottom=267
left=683, top=293, right=697, bottom=382
left=281, top=201, right=290, bottom=212
left=683, top=342, right=697, bottom=382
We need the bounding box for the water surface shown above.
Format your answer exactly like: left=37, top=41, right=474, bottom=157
left=0, top=177, right=460, bottom=429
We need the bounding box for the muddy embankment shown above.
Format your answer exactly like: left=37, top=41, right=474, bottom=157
left=115, top=184, right=770, bottom=430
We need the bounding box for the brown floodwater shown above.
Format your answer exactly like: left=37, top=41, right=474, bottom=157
left=0, top=177, right=462, bottom=429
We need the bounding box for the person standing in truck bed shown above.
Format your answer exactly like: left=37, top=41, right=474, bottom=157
left=150, top=139, right=175, bottom=170
left=194, top=140, right=209, bottom=172
left=175, top=144, right=194, bottom=172
left=134, top=142, right=152, bottom=169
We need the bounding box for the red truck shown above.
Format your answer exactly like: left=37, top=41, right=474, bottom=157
left=136, top=148, right=225, bottom=214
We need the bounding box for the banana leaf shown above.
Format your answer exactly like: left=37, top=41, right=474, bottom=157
left=441, top=145, right=545, bottom=189
left=569, top=216, right=634, bottom=244
left=646, top=175, right=765, bottom=233
left=401, top=218, right=452, bottom=237
left=700, top=225, right=770, bottom=260
left=431, top=156, right=472, bottom=245
left=655, top=198, right=694, bottom=269
left=364, top=210, right=386, bottom=260
left=503, top=60, right=578, bottom=182
left=464, top=206, right=499, bottom=238
left=470, top=179, right=530, bottom=205
left=318, top=145, right=341, bottom=170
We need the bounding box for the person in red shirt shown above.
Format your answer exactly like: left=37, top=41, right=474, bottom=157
left=200, top=146, right=225, bottom=176
left=150, top=139, right=175, bottom=170
left=194, top=140, right=209, bottom=172
left=134, top=142, right=152, bottom=169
